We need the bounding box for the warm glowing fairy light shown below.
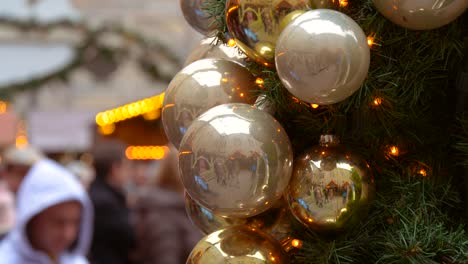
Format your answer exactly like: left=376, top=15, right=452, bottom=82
left=339, top=0, right=348, bottom=7
left=389, top=146, right=399, bottom=156
left=227, top=38, right=236, bottom=47
left=373, top=97, right=382, bottom=106
left=291, top=239, right=303, bottom=248
left=311, top=104, right=319, bottom=109
left=96, top=93, right=165, bottom=126
left=418, top=168, right=427, bottom=177
left=367, top=36, right=375, bottom=47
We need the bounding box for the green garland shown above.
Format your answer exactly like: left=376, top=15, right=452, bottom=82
left=205, top=0, right=468, bottom=263
left=0, top=19, right=182, bottom=99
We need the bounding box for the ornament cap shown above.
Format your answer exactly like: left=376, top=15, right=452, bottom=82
left=319, top=134, right=340, bottom=147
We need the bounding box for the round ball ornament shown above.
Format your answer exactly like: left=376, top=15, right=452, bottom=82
left=186, top=226, right=290, bottom=264
left=180, top=0, right=219, bottom=35
left=185, top=193, right=294, bottom=241
left=287, top=135, right=374, bottom=232
left=275, top=9, right=370, bottom=105
left=225, top=0, right=310, bottom=66
left=373, top=0, right=467, bottom=30
left=162, top=59, right=257, bottom=149
left=179, top=103, right=293, bottom=218
left=184, top=192, right=247, bottom=234
left=184, top=37, right=247, bottom=67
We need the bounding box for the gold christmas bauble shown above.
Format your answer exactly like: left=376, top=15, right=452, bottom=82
left=161, top=59, right=257, bottom=149
left=373, top=0, right=467, bottom=30
left=225, top=0, right=310, bottom=66
left=179, top=103, right=293, bottom=218
left=185, top=193, right=294, bottom=241
left=184, top=192, right=247, bottom=234
left=186, top=226, right=290, bottom=264
left=287, top=135, right=374, bottom=232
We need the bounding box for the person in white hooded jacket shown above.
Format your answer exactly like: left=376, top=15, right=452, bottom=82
left=0, top=159, right=94, bottom=264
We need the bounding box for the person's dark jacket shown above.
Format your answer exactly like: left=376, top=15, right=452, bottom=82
left=89, top=178, right=135, bottom=264
left=132, top=188, right=202, bottom=264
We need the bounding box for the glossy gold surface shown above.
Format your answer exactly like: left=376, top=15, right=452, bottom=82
left=287, top=135, right=374, bottom=231
left=180, top=0, right=219, bottom=35
left=185, top=193, right=294, bottom=241
left=275, top=9, right=370, bottom=105
left=373, top=0, right=467, bottom=30
left=184, top=37, right=247, bottom=67
left=184, top=192, right=247, bottom=234
left=179, top=103, right=293, bottom=217
left=226, top=0, right=310, bottom=66
left=186, top=226, right=289, bottom=264
left=162, top=59, right=257, bottom=149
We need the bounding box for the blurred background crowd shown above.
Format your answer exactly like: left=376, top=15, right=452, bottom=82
left=0, top=0, right=205, bottom=263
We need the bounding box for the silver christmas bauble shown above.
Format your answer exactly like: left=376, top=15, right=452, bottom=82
left=179, top=103, right=293, bottom=217
left=373, top=0, right=467, bottom=30
left=275, top=9, right=370, bottom=105
left=162, top=59, right=257, bottom=149
left=184, top=37, right=247, bottom=67
left=180, top=0, right=219, bottom=35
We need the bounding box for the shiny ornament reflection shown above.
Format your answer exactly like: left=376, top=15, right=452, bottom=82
left=184, top=192, right=247, bottom=234
left=180, top=0, right=219, bottom=35
left=162, top=59, right=257, bottom=149
left=287, top=135, right=374, bottom=231
left=179, top=103, right=293, bottom=217
left=185, top=193, right=294, bottom=241
left=373, top=0, right=467, bottom=30
left=186, top=226, right=290, bottom=264
left=275, top=9, right=370, bottom=105
left=254, top=94, right=276, bottom=115
left=226, top=0, right=310, bottom=66
left=184, top=37, right=247, bottom=67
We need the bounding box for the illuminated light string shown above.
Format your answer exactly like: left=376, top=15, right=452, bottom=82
left=125, top=146, right=170, bottom=160
left=95, top=93, right=165, bottom=127
left=0, top=101, right=7, bottom=114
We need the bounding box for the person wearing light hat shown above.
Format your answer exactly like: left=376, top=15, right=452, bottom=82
left=1, top=145, right=43, bottom=194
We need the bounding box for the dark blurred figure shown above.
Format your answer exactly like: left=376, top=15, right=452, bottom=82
left=89, top=141, right=136, bottom=264
left=132, top=145, right=202, bottom=264
left=0, top=159, right=93, bottom=264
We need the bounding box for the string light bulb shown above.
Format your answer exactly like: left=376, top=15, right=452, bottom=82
left=418, top=168, right=427, bottom=177
left=389, top=146, right=399, bottom=156
left=227, top=38, right=236, bottom=47
left=339, top=0, right=348, bottom=7
left=0, top=101, right=7, bottom=114
left=367, top=36, right=375, bottom=47
left=311, top=104, right=319, bottom=109
left=98, top=124, right=116, bottom=135
left=373, top=97, right=382, bottom=106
